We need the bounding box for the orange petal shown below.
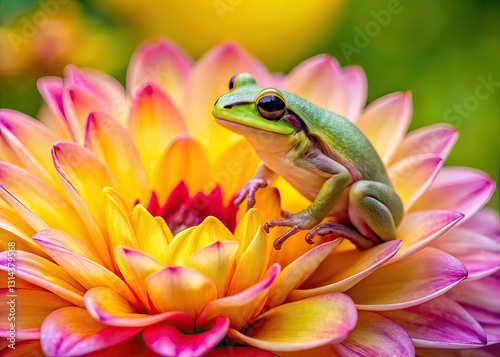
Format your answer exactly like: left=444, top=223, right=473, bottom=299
left=289, top=240, right=401, bottom=300
left=186, top=241, right=239, bottom=298
left=126, top=38, right=192, bottom=107
left=85, top=111, right=149, bottom=206
left=130, top=205, right=171, bottom=265
left=114, top=247, right=162, bottom=312
left=228, top=292, right=357, bottom=352
left=0, top=288, right=73, bottom=340
left=85, top=287, right=193, bottom=329
left=0, top=250, right=85, bottom=307
left=355, top=91, right=412, bottom=163
left=234, top=208, right=263, bottom=258
left=0, top=162, right=88, bottom=242
left=283, top=55, right=347, bottom=116
left=153, top=135, right=210, bottom=204
left=197, top=264, right=280, bottom=330
left=127, top=83, right=186, bottom=182
left=146, top=266, right=217, bottom=318
left=40, top=307, right=141, bottom=356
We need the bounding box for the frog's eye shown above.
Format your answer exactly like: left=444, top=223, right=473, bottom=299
left=229, top=75, right=237, bottom=91
left=256, top=94, right=286, bottom=120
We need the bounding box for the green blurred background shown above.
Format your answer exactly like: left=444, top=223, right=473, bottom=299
left=1, top=0, right=498, bottom=209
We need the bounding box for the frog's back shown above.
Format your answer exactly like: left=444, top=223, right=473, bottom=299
left=284, top=92, right=392, bottom=185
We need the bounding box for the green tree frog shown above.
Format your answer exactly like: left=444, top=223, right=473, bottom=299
left=213, top=73, right=403, bottom=250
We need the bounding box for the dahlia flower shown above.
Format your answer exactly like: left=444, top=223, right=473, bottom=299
left=0, top=38, right=498, bottom=356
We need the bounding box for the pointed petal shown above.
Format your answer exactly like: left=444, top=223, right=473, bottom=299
left=461, top=209, right=500, bottom=242
left=332, top=311, right=415, bottom=357
left=143, top=315, right=228, bottom=357
left=283, top=55, right=347, bottom=116
left=32, top=236, right=137, bottom=306
left=130, top=205, right=171, bottom=265
left=391, top=210, right=464, bottom=263
left=127, top=38, right=192, bottom=107
left=267, top=240, right=340, bottom=307
left=186, top=241, right=239, bottom=298
left=342, top=65, right=367, bottom=122
left=390, top=123, right=458, bottom=163
left=85, top=111, right=149, bottom=206
left=289, top=240, right=401, bottom=300
left=0, top=288, right=73, bottom=340
left=84, top=287, right=193, bottom=329
left=448, top=274, right=500, bottom=312
left=153, top=135, right=210, bottom=204
left=114, top=247, right=162, bottom=311
left=234, top=208, right=264, bottom=258
left=0, top=250, right=85, bottom=307
left=36, top=76, right=73, bottom=139
left=432, top=228, right=500, bottom=279
left=347, top=247, right=467, bottom=310
left=227, top=227, right=269, bottom=296
left=0, top=109, right=59, bottom=185
left=0, top=162, right=88, bottom=241
left=197, top=264, right=280, bottom=330
left=146, top=266, right=217, bottom=318
left=105, top=192, right=138, bottom=252
left=128, top=82, right=186, bottom=181
left=380, top=296, right=487, bottom=348
left=389, top=155, right=443, bottom=209
left=410, top=167, right=495, bottom=220
left=40, top=307, right=141, bottom=356
left=228, top=293, right=357, bottom=352
left=356, top=92, right=412, bottom=163
left=170, top=216, right=235, bottom=265
left=183, top=42, right=271, bottom=152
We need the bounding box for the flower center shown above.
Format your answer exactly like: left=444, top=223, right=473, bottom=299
left=145, top=181, right=237, bottom=234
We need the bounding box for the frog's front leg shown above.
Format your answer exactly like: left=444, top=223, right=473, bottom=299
left=264, top=151, right=351, bottom=250
left=234, top=162, right=278, bottom=208
left=306, top=181, right=404, bottom=250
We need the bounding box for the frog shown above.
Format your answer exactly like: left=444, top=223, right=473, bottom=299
left=212, top=73, right=403, bottom=250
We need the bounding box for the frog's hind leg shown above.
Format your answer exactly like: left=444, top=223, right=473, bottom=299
left=348, top=180, right=404, bottom=244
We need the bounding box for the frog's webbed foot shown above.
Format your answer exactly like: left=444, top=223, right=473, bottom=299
left=305, top=222, right=377, bottom=250
left=234, top=178, right=268, bottom=209
left=264, top=210, right=320, bottom=250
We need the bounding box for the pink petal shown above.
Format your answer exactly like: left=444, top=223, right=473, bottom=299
left=205, top=347, right=275, bottom=356
left=40, top=307, right=141, bottom=356
left=127, top=38, right=192, bottom=107
left=142, top=316, right=228, bottom=357
left=389, top=154, right=443, bottom=209
left=380, top=296, right=487, bottom=348
left=432, top=227, right=500, bottom=279
left=283, top=55, right=347, bottom=116
left=228, top=293, right=357, bottom=352
left=461, top=304, right=500, bottom=345
left=288, top=240, right=401, bottom=301
left=448, top=274, right=500, bottom=314
left=390, top=123, right=458, bottom=163
left=410, top=167, right=495, bottom=221
left=356, top=91, right=412, bottom=163
left=84, top=287, right=193, bottom=329
left=347, top=247, right=467, bottom=310
left=332, top=311, right=415, bottom=356
left=461, top=209, right=500, bottom=243
left=342, top=65, right=367, bottom=122
left=391, top=210, right=464, bottom=263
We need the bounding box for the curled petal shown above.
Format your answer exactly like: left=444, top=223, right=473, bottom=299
left=356, top=91, right=412, bottom=163
left=85, top=287, right=193, bottom=330
left=283, top=55, right=347, bottom=116
left=143, top=316, right=229, bottom=357
left=380, top=296, right=487, bottom=348
left=347, top=247, right=467, bottom=310
left=228, top=292, right=357, bottom=352
left=410, top=167, right=495, bottom=220
left=332, top=311, right=415, bottom=357
left=41, top=307, right=141, bottom=356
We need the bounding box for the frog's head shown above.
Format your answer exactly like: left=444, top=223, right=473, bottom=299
left=213, top=73, right=302, bottom=137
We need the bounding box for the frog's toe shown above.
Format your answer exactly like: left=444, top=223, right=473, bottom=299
left=306, top=222, right=376, bottom=250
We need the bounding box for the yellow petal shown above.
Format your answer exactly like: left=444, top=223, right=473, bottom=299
left=186, top=240, right=239, bottom=298
left=105, top=192, right=138, bottom=253
left=130, top=205, right=171, bottom=265
left=234, top=208, right=263, bottom=259
left=146, top=266, right=217, bottom=319
left=154, top=135, right=210, bottom=204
